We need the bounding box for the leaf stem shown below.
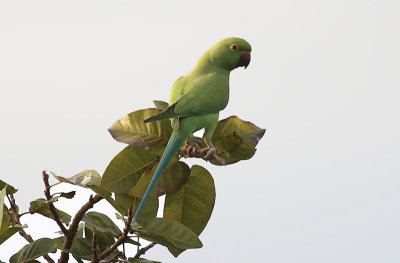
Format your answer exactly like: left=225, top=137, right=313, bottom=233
left=134, top=242, right=156, bottom=258
left=19, top=211, right=32, bottom=218
left=49, top=181, right=62, bottom=188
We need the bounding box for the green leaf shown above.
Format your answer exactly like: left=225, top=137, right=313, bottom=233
left=0, top=180, right=17, bottom=194
left=0, top=225, right=24, bottom=245
left=48, top=196, right=59, bottom=203
left=164, top=165, right=215, bottom=256
left=153, top=100, right=169, bottom=110
left=115, top=193, right=159, bottom=221
left=54, top=235, right=117, bottom=262
left=60, top=191, right=76, bottom=199
left=101, top=146, right=158, bottom=193
left=96, top=232, right=116, bottom=252
left=82, top=212, right=121, bottom=237
left=90, top=185, right=157, bottom=223
left=131, top=221, right=142, bottom=231
left=0, top=214, right=25, bottom=245
left=128, top=258, right=161, bottom=263
left=29, top=199, right=71, bottom=224
left=68, top=237, right=93, bottom=261
left=88, top=185, right=119, bottom=208
left=84, top=225, right=116, bottom=252
left=137, top=218, right=202, bottom=250
left=78, top=223, right=85, bottom=238
left=72, top=256, right=85, bottom=263
left=210, top=116, right=265, bottom=165
left=115, top=212, right=124, bottom=221
left=9, top=238, right=57, bottom=263
left=130, top=161, right=190, bottom=199
left=53, top=237, right=64, bottom=250
left=0, top=211, right=11, bottom=233
left=108, top=108, right=173, bottom=156
left=50, top=170, right=101, bottom=188
left=0, top=185, right=7, bottom=229
left=124, top=238, right=141, bottom=246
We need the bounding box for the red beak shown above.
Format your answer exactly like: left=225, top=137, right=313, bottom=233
left=238, top=52, right=251, bottom=69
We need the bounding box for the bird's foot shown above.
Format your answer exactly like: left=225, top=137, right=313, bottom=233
left=200, top=138, right=226, bottom=165
left=184, top=139, right=201, bottom=156
left=181, top=138, right=226, bottom=165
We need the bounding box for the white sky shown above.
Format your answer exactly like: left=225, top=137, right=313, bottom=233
left=1, top=0, right=399, bottom=262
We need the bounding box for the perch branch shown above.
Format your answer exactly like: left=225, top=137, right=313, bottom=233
left=178, top=141, right=226, bottom=165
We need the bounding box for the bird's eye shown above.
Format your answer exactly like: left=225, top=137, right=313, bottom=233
left=230, top=44, right=239, bottom=51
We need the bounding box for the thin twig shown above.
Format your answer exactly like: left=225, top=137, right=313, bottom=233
left=4, top=202, right=55, bottom=263
left=92, top=231, right=98, bottom=260
left=7, top=194, right=19, bottom=220
left=19, top=211, right=32, bottom=218
left=137, top=236, right=139, bottom=254
left=134, top=242, right=156, bottom=258
left=59, top=193, right=103, bottom=263
left=92, top=206, right=134, bottom=263
left=3, top=204, right=17, bottom=225
left=3, top=203, right=34, bottom=243
left=42, top=171, right=68, bottom=235
left=43, top=170, right=104, bottom=263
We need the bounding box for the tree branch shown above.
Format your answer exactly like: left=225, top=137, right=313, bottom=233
left=3, top=203, right=35, bottom=244
left=91, top=206, right=133, bottom=263
left=4, top=202, right=55, bottom=263
left=59, top=193, right=103, bottom=263
left=42, top=171, right=68, bottom=235
left=3, top=204, right=17, bottom=225
left=178, top=147, right=226, bottom=165
left=7, top=194, right=19, bottom=221
left=134, top=242, right=156, bottom=258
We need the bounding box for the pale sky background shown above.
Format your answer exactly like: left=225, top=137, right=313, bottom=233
left=1, top=0, right=399, bottom=262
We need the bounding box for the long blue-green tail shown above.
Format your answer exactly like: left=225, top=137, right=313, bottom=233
left=133, top=130, right=186, bottom=221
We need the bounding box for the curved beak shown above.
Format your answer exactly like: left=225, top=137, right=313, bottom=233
left=238, top=52, right=251, bottom=69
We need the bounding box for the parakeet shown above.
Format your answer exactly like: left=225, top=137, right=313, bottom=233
left=133, top=37, right=251, bottom=221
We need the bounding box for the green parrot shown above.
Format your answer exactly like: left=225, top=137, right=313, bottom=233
left=133, top=37, right=251, bottom=220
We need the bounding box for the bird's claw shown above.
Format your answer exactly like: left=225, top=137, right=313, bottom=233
left=202, top=148, right=226, bottom=165
left=185, top=139, right=200, bottom=156
left=201, top=139, right=226, bottom=165
left=183, top=138, right=226, bottom=165
left=203, top=147, right=216, bottom=159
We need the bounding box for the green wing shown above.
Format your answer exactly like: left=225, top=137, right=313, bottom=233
left=143, top=101, right=187, bottom=123
left=144, top=73, right=229, bottom=123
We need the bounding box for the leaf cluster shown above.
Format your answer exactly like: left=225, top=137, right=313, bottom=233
left=0, top=101, right=264, bottom=262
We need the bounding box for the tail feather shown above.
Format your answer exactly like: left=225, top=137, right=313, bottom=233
left=133, top=130, right=186, bottom=221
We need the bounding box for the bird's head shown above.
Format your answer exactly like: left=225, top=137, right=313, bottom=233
left=209, top=37, right=252, bottom=71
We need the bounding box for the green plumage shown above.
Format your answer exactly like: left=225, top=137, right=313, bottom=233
left=134, top=37, right=252, bottom=221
